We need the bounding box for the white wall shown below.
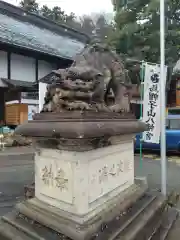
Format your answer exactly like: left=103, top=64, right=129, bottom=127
left=0, top=51, right=7, bottom=78
left=39, top=82, right=47, bottom=112
left=0, top=51, right=8, bottom=87
left=38, top=60, right=56, bottom=80
left=0, top=51, right=57, bottom=83
left=38, top=61, right=57, bottom=112
left=11, top=54, right=36, bottom=82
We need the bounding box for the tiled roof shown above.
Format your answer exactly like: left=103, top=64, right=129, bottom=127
left=0, top=13, right=85, bottom=60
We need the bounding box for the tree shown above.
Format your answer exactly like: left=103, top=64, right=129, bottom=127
left=20, top=1, right=81, bottom=30
left=112, top=0, right=180, bottom=65
left=19, top=1, right=113, bottom=40
left=80, top=15, right=95, bottom=35
left=20, top=0, right=39, bottom=13
left=51, top=6, right=65, bottom=22
left=40, top=5, right=66, bottom=22
left=95, top=14, right=112, bottom=40
left=64, top=12, right=81, bottom=29
left=40, top=5, right=52, bottom=19
left=79, top=14, right=114, bottom=39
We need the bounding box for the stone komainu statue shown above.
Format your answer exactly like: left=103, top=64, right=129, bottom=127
left=42, top=42, right=138, bottom=113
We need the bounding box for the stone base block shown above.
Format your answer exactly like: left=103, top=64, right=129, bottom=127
left=16, top=181, right=147, bottom=240
left=1, top=178, right=178, bottom=240
left=35, top=135, right=135, bottom=217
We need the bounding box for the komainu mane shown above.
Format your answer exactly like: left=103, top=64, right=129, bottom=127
left=42, top=42, right=137, bottom=113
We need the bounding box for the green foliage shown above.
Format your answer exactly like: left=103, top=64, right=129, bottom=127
left=111, top=0, right=180, bottom=64
left=80, top=16, right=95, bottom=35
left=51, top=6, right=65, bottom=22
left=40, top=5, right=52, bottom=19
left=20, top=0, right=39, bottom=13
left=20, top=1, right=76, bottom=25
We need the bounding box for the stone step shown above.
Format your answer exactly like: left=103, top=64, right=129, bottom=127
left=0, top=188, right=150, bottom=240
left=0, top=219, right=33, bottom=240
left=95, top=193, right=166, bottom=240
left=13, top=183, right=147, bottom=240
left=167, top=216, right=180, bottom=240
left=0, top=210, right=68, bottom=240
left=115, top=196, right=164, bottom=240
left=0, top=191, right=175, bottom=240
left=149, top=208, right=179, bottom=240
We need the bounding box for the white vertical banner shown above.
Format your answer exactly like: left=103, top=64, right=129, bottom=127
left=143, top=63, right=167, bottom=143
left=39, top=82, right=47, bottom=113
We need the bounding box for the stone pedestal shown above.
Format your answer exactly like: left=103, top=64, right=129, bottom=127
left=30, top=130, right=139, bottom=239
left=11, top=114, right=148, bottom=240
left=35, top=135, right=134, bottom=217
left=3, top=113, right=173, bottom=240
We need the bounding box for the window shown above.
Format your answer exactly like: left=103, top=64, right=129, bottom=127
left=168, top=108, right=180, bottom=115
left=169, top=119, right=180, bottom=130
left=21, top=92, right=38, bottom=100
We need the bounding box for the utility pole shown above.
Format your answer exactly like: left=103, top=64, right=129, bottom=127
left=160, top=0, right=167, bottom=196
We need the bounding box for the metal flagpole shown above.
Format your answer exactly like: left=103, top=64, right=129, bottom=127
left=160, top=0, right=167, bottom=195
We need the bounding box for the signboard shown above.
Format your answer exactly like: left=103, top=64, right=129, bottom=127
left=142, top=64, right=167, bottom=143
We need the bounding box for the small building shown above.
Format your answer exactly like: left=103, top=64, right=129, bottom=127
left=0, top=1, right=89, bottom=125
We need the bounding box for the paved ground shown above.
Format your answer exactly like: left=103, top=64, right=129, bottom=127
left=135, top=152, right=180, bottom=164
left=0, top=148, right=34, bottom=216
left=135, top=154, right=180, bottom=192
left=0, top=146, right=35, bottom=156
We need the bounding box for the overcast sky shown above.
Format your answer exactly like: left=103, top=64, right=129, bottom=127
left=4, top=0, right=114, bottom=16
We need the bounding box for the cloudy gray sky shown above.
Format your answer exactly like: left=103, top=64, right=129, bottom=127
left=4, top=0, right=113, bottom=15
